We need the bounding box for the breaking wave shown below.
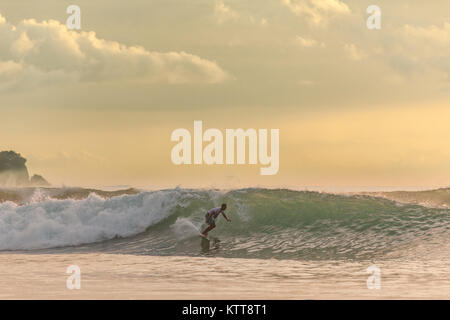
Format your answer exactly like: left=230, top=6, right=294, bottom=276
left=0, top=188, right=448, bottom=261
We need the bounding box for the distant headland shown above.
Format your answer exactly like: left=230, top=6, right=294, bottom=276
left=0, top=150, right=50, bottom=187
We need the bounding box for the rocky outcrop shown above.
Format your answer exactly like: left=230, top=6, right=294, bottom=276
left=29, top=174, right=51, bottom=187
left=0, top=151, right=30, bottom=186
left=0, top=151, right=50, bottom=187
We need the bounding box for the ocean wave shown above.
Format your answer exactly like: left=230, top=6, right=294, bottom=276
left=0, top=188, right=448, bottom=260
left=365, top=188, right=450, bottom=208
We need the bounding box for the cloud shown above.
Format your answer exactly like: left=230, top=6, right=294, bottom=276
left=0, top=60, right=22, bottom=79
left=402, top=23, right=450, bottom=46
left=382, top=22, right=450, bottom=79
left=282, top=0, right=350, bottom=26
left=0, top=13, right=229, bottom=91
left=294, top=36, right=325, bottom=48
left=215, top=1, right=240, bottom=24
left=344, top=43, right=365, bottom=61
left=399, top=23, right=450, bottom=60
left=214, top=1, right=268, bottom=26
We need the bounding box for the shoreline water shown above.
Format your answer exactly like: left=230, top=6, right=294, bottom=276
left=0, top=253, right=448, bottom=299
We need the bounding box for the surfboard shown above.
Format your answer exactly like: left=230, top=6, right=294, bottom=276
left=200, top=233, right=210, bottom=241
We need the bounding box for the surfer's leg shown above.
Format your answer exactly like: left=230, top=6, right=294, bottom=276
left=201, top=223, right=216, bottom=236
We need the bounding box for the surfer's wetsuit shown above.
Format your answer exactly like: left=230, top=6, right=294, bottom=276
left=205, top=207, right=223, bottom=226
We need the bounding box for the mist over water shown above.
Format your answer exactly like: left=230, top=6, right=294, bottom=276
left=0, top=188, right=448, bottom=262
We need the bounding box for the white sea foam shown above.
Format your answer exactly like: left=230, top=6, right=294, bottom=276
left=170, top=217, right=202, bottom=241
left=0, top=190, right=191, bottom=250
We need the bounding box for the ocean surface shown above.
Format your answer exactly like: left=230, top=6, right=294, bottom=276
left=0, top=187, right=448, bottom=299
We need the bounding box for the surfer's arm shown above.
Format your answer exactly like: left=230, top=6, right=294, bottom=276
left=222, top=212, right=231, bottom=222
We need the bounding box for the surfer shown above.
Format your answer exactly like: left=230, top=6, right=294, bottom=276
left=201, top=204, right=231, bottom=237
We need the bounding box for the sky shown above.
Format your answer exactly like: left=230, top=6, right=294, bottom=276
left=1, top=0, right=450, bottom=190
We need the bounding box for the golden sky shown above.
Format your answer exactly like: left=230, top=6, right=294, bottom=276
left=1, top=1, right=450, bottom=190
